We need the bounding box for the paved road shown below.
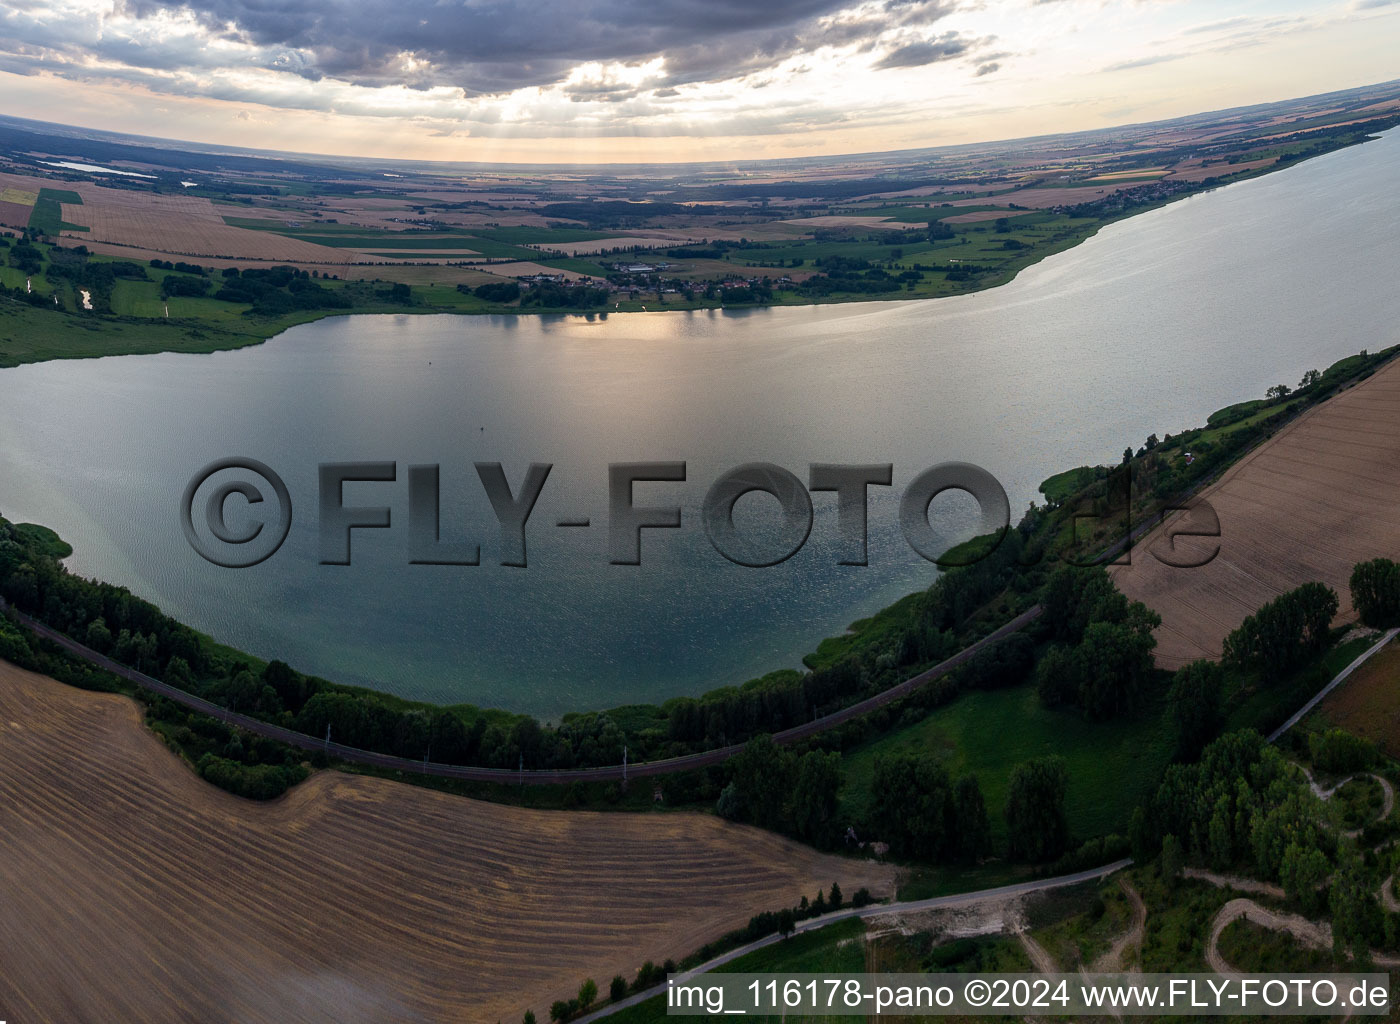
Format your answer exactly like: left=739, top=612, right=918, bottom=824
left=1267, top=627, right=1399, bottom=742
left=574, top=859, right=1133, bottom=1023
left=0, top=596, right=1041, bottom=785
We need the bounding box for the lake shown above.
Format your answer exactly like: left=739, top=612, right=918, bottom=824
left=2, top=129, right=1398, bottom=718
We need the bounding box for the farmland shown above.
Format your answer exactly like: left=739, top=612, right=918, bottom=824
left=0, top=81, right=1391, bottom=371
left=1312, top=637, right=1400, bottom=755
left=1113, top=353, right=1400, bottom=670
left=0, top=658, right=892, bottom=1024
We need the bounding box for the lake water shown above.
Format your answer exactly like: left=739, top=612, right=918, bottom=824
left=40, top=160, right=156, bottom=178
left=3, top=130, right=1398, bottom=718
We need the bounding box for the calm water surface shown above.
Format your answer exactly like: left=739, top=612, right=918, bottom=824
left=2, top=130, right=1398, bottom=717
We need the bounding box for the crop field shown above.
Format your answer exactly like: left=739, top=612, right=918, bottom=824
left=1313, top=638, right=1400, bottom=755
left=0, top=201, right=32, bottom=228
left=0, top=661, right=891, bottom=1023
left=60, top=184, right=351, bottom=262
left=1114, top=355, right=1400, bottom=670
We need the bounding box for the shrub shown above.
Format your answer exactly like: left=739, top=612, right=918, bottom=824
left=1309, top=728, right=1376, bottom=774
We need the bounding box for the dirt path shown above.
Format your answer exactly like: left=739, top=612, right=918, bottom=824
left=1092, top=878, right=1146, bottom=973
left=1206, top=899, right=1333, bottom=975
left=1207, top=897, right=1400, bottom=974
left=1184, top=867, right=1285, bottom=899
left=1016, top=928, right=1059, bottom=974
left=1297, top=763, right=1395, bottom=835
left=1381, top=877, right=1400, bottom=914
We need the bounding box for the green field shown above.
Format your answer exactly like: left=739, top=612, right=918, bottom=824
left=840, top=683, right=1175, bottom=846
left=220, top=216, right=553, bottom=259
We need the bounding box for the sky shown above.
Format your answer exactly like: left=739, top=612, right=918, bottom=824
left=0, top=0, right=1396, bottom=164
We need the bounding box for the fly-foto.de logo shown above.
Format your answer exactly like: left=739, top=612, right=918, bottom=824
left=180, top=458, right=1219, bottom=571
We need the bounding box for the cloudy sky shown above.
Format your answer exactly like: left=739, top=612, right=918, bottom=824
left=0, top=0, right=1396, bottom=163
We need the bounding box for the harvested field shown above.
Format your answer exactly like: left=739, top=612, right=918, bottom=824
left=1086, top=170, right=1168, bottom=181
left=1315, top=638, right=1400, bottom=755
left=0, top=200, right=32, bottom=229
left=487, top=261, right=597, bottom=280
left=1114, top=356, right=1400, bottom=670
left=1166, top=158, right=1275, bottom=182
left=67, top=241, right=496, bottom=286
left=0, top=660, right=890, bottom=1023
left=60, top=182, right=352, bottom=263
left=779, top=214, right=899, bottom=229
left=956, top=183, right=1137, bottom=209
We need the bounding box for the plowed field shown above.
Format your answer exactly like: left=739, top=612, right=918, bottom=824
left=0, top=661, right=891, bottom=1023
left=1114, top=355, right=1400, bottom=669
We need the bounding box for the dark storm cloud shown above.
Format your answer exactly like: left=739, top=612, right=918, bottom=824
left=103, top=0, right=965, bottom=94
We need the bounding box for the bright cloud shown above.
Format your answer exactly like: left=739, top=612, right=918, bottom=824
left=0, top=0, right=1394, bottom=160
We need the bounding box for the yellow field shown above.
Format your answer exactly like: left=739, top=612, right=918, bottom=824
left=1114, top=356, right=1400, bottom=669
left=0, top=661, right=891, bottom=1022
left=0, top=187, right=37, bottom=205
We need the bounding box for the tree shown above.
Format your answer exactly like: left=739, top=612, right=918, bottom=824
left=777, top=908, right=796, bottom=938
left=1035, top=644, right=1080, bottom=707
left=85, top=615, right=112, bottom=653
left=1075, top=615, right=1159, bottom=719
left=1331, top=849, right=1381, bottom=961
left=1299, top=369, right=1321, bottom=389
left=164, top=654, right=193, bottom=689
left=728, top=735, right=794, bottom=831
left=869, top=753, right=956, bottom=861
left=1005, top=756, right=1070, bottom=862
left=578, top=979, right=598, bottom=1010
left=791, top=750, right=842, bottom=845
left=1038, top=566, right=1117, bottom=644
left=829, top=882, right=842, bottom=909
left=1266, top=384, right=1291, bottom=400
left=523, top=1013, right=537, bottom=1024
left=953, top=774, right=991, bottom=862
left=1168, top=660, right=1224, bottom=758
left=1223, top=582, right=1338, bottom=675
left=1280, top=842, right=1329, bottom=914
left=609, top=976, right=627, bottom=1003
left=1160, top=833, right=1184, bottom=890
left=1309, top=729, right=1375, bottom=774
left=1350, top=558, right=1400, bottom=628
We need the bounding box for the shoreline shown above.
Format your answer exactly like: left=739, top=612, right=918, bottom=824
left=5, top=121, right=1393, bottom=370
